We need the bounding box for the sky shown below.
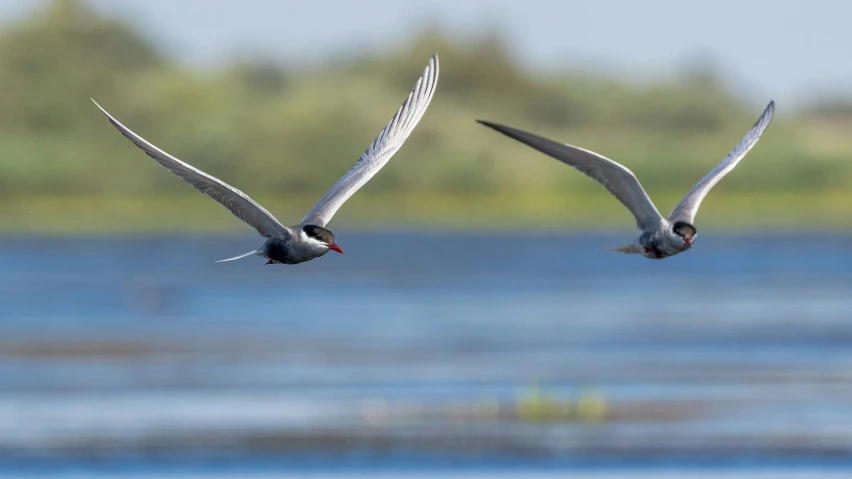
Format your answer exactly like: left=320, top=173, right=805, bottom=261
left=1, top=0, right=849, bottom=107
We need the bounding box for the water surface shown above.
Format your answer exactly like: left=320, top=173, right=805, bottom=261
left=0, top=232, right=850, bottom=476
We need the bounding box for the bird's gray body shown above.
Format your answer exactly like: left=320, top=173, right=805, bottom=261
left=635, top=227, right=691, bottom=259
left=261, top=233, right=329, bottom=265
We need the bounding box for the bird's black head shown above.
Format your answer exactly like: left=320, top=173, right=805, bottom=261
left=303, top=225, right=334, bottom=244
left=672, top=221, right=697, bottom=247
left=302, top=225, right=344, bottom=254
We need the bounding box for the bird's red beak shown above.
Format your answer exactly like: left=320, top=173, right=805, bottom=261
left=328, top=243, right=344, bottom=254
left=685, top=237, right=693, bottom=247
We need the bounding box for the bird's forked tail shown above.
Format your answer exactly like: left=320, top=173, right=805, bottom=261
left=608, top=244, right=644, bottom=254
left=216, top=250, right=263, bottom=263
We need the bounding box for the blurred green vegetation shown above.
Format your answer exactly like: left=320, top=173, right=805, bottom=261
left=1, top=0, right=851, bottom=234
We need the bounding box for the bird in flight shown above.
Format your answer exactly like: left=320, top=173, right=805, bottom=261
left=477, top=100, right=775, bottom=259
left=93, top=54, right=439, bottom=265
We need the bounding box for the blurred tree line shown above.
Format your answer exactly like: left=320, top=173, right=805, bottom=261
left=0, top=0, right=850, bottom=230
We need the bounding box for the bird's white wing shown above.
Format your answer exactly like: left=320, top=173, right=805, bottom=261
left=668, top=100, right=775, bottom=225
left=300, top=54, right=439, bottom=227
left=477, top=121, right=665, bottom=232
left=92, top=99, right=291, bottom=239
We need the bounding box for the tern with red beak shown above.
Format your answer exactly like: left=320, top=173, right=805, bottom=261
left=93, top=54, right=438, bottom=265
left=477, top=100, right=774, bottom=259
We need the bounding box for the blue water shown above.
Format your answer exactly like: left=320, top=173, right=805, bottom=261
left=0, top=232, right=851, bottom=477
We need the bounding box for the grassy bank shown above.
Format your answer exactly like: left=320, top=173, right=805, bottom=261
left=2, top=190, right=850, bottom=235
left=1, top=2, right=851, bottom=236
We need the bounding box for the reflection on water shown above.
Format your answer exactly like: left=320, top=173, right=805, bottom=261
left=0, top=232, right=851, bottom=476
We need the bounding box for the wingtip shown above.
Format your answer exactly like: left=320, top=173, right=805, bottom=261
left=427, top=53, right=439, bottom=77
left=759, top=99, right=776, bottom=125
left=90, top=97, right=109, bottom=116
left=421, top=53, right=438, bottom=71
left=475, top=119, right=507, bottom=133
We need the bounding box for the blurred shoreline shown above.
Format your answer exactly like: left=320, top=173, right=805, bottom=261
left=1, top=0, right=851, bottom=237
left=2, top=190, right=851, bottom=234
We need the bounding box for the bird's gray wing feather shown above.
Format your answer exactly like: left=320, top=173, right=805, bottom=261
left=300, top=54, right=439, bottom=227
left=476, top=121, right=665, bottom=231
left=92, top=99, right=291, bottom=239
left=668, top=100, right=775, bottom=225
